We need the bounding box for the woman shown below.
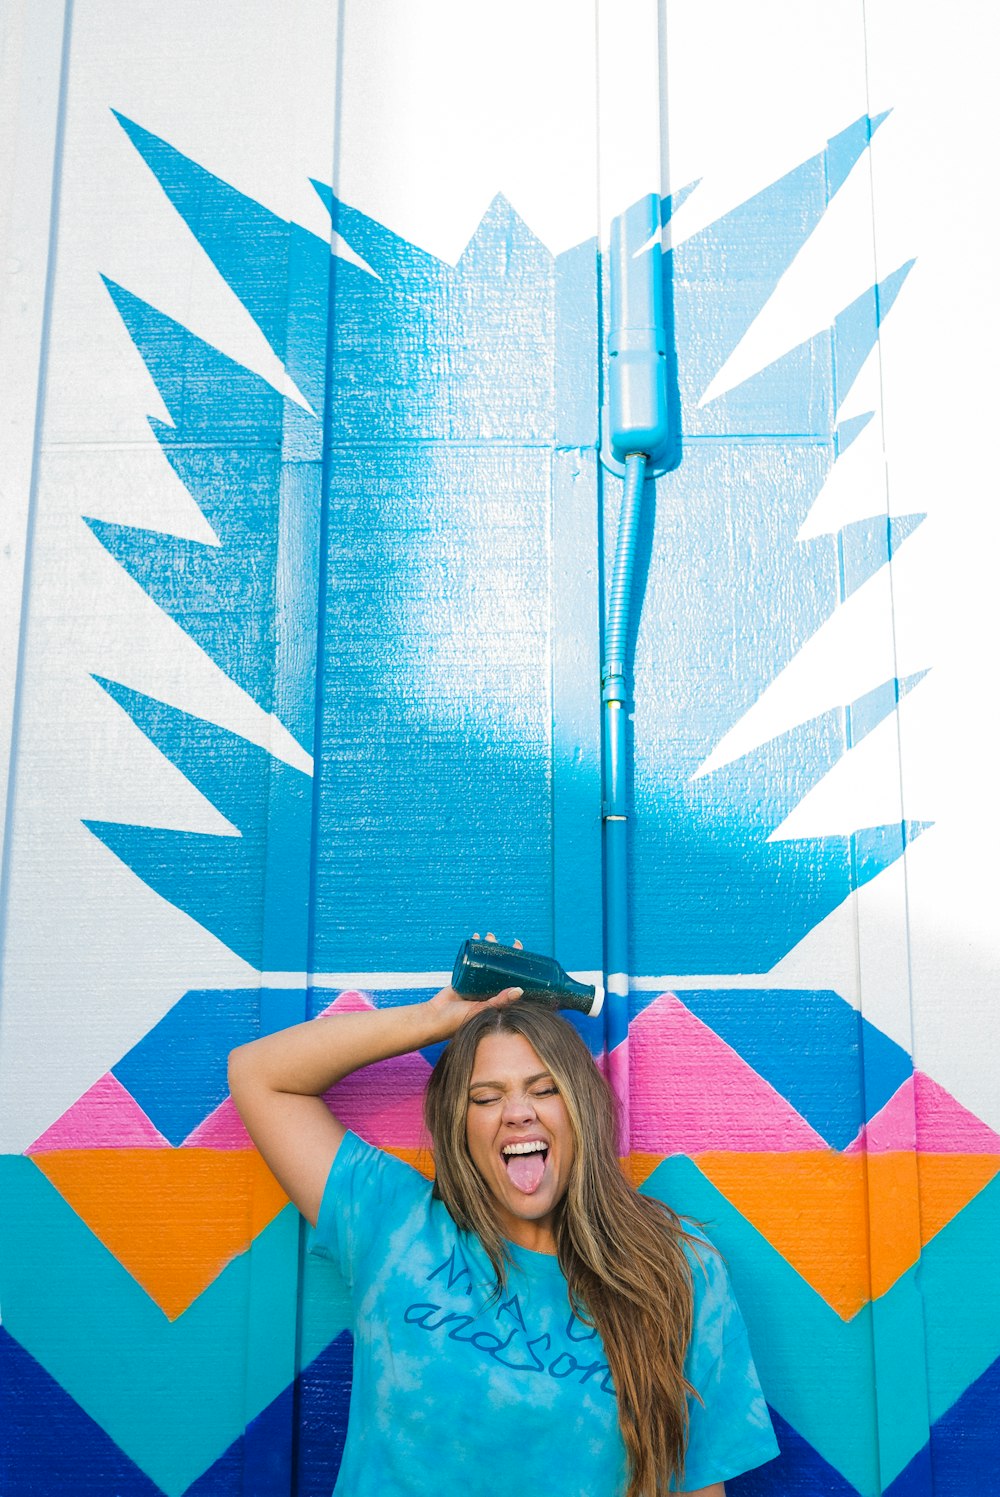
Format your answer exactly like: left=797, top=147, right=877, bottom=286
left=229, top=945, right=779, bottom=1496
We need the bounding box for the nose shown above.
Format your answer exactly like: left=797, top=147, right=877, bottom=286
left=501, top=1090, right=537, bottom=1126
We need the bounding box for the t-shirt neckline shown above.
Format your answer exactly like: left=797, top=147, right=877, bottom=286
left=506, top=1238, right=565, bottom=1275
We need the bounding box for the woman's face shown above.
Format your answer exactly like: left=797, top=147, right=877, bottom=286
left=465, top=1030, right=575, bottom=1253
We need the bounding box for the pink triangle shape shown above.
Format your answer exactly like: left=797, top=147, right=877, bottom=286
left=316, top=989, right=375, bottom=1016
left=323, top=1049, right=432, bottom=1142
left=847, top=1072, right=1000, bottom=1155
left=27, top=1072, right=171, bottom=1152
left=629, top=993, right=828, bottom=1153
left=914, top=1071, right=1000, bottom=1152
left=845, top=1075, right=916, bottom=1154
left=183, top=1096, right=254, bottom=1150
left=362, top=1091, right=433, bottom=1150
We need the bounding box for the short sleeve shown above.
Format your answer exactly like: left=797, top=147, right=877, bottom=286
left=306, top=1130, right=430, bottom=1287
left=673, top=1234, right=780, bottom=1491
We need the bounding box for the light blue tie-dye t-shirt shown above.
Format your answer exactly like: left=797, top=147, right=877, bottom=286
left=308, top=1131, right=779, bottom=1495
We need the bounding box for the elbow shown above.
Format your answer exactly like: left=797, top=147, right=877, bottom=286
left=227, top=1042, right=255, bottom=1099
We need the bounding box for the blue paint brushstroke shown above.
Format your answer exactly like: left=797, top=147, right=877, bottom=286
left=672, top=112, right=889, bottom=406
left=835, top=411, right=875, bottom=453
left=847, top=672, right=927, bottom=746
left=839, top=515, right=924, bottom=601
left=660, top=180, right=701, bottom=226
left=85, top=282, right=320, bottom=750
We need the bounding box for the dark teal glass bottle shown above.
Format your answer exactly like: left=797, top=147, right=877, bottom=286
left=451, top=939, right=602, bottom=1017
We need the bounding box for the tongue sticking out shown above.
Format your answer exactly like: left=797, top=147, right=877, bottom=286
left=506, top=1150, right=546, bottom=1195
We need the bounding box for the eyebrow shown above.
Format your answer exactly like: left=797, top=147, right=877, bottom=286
left=468, top=1071, right=554, bottom=1091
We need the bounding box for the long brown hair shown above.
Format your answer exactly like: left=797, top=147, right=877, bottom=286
left=424, top=1003, right=700, bottom=1496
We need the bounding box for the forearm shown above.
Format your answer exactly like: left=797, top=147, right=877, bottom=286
left=228, top=999, right=452, bottom=1098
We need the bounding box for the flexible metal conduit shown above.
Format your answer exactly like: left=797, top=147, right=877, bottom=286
left=601, top=450, right=647, bottom=1133
left=600, top=193, right=672, bottom=1145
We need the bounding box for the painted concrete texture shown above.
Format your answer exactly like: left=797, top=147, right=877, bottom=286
left=1, top=1, right=998, bottom=1495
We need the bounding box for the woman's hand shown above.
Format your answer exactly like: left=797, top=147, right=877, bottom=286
left=424, top=932, right=524, bottom=1040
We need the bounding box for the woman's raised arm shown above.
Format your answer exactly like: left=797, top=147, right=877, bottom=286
left=228, top=981, right=521, bottom=1226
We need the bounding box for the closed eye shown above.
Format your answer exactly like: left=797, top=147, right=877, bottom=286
left=469, top=1095, right=502, bottom=1106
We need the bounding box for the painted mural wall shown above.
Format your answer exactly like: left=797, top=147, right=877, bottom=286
left=2, top=1, right=998, bottom=1493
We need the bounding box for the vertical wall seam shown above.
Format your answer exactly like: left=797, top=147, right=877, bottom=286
left=857, top=6, right=934, bottom=1489
left=0, top=0, right=74, bottom=1015
left=305, top=0, right=346, bottom=996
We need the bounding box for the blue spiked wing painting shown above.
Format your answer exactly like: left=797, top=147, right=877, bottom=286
left=84, top=111, right=922, bottom=976
left=3, top=97, right=999, bottom=1497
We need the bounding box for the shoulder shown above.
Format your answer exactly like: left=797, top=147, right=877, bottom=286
left=675, top=1221, right=749, bottom=1361
left=308, top=1130, right=435, bottom=1266
left=677, top=1220, right=727, bottom=1293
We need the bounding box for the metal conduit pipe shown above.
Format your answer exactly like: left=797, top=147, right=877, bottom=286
left=600, top=193, right=674, bottom=1147
left=601, top=450, right=647, bottom=1135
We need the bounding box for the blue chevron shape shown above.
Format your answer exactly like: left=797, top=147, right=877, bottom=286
left=183, top=1380, right=295, bottom=1496
left=290, top=1333, right=354, bottom=1497
left=729, top=1407, right=860, bottom=1496
left=630, top=987, right=912, bottom=1150
left=0, top=1327, right=166, bottom=1495
left=111, top=987, right=260, bottom=1144
left=641, top=1158, right=1000, bottom=1495
left=642, top=1156, right=880, bottom=1492
left=183, top=1333, right=353, bottom=1496
left=0, top=1157, right=351, bottom=1496
left=0, top=1319, right=356, bottom=1497
left=111, top=988, right=307, bottom=1143
left=885, top=1352, right=1000, bottom=1496
left=884, top=1446, right=933, bottom=1497
left=920, top=1173, right=1000, bottom=1424
left=84, top=680, right=311, bottom=970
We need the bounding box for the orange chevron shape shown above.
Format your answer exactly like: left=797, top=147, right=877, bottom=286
left=32, top=1149, right=288, bottom=1320
left=385, top=1145, right=435, bottom=1180
left=632, top=1150, right=1000, bottom=1319
left=697, top=1151, right=914, bottom=1317
left=629, top=1153, right=664, bottom=1189
left=917, top=1153, right=1000, bottom=1243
